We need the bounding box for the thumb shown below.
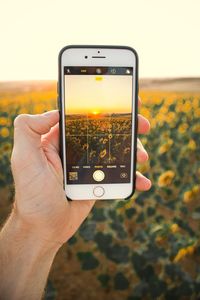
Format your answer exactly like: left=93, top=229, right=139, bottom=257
left=13, top=110, right=59, bottom=148
left=11, top=110, right=59, bottom=171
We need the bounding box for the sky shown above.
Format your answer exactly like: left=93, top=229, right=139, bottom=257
left=65, top=75, right=132, bottom=114
left=0, top=0, right=199, bottom=80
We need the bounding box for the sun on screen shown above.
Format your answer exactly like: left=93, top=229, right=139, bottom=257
left=92, top=111, right=99, bottom=115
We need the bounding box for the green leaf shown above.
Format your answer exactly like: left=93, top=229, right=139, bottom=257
left=67, top=235, right=77, bottom=245
left=97, top=274, right=110, bottom=288
left=192, top=212, right=200, bottom=220
left=149, top=278, right=166, bottom=298
left=77, top=251, right=99, bottom=270
left=136, top=212, right=145, bottom=223
left=116, top=200, right=127, bottom=209
left=129, top=281, right=148, bottom=298
left=131, top=253, right=146, bottom=278
left=91, top=207, right=106, bottom=221
left=146, top=206, right=156, bottom=217
left=79, top=221, right=96, bottom=241
left=125, top=207, right=136, bottom=219
left=109, top=221, right=127, bottom=239
left=114, top=272, right=129, bottom=290
left=94, top=232, right=112, bottom=253
left=44, top=280, right=57, bottom=300
left=106, top=244, right=129, bottom=263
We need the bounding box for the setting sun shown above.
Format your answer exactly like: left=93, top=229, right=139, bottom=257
left=92, top=111, right=99, bottom=115
left=65, top=75, right=132, bottom=114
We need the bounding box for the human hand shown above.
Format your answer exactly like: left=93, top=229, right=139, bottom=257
left=11, top=100, right=151, bottom=248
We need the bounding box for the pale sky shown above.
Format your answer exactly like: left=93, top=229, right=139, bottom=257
left=65, top=75, right=132, bottom=114
left=0, top=0, right=199, bottom=80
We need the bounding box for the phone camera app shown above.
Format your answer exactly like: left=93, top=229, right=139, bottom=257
left=65, top=66, right=133, bottom=184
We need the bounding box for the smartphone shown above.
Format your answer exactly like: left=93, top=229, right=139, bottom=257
left=58, top=45, right=138, bottom=200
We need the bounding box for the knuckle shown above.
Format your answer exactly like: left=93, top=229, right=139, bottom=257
left=13, top=114, right=30, bottom=128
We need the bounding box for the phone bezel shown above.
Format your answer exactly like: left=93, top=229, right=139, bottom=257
left=58, top=45, right=138, bottom=200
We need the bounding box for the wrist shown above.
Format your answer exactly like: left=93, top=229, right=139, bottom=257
left=0, top=208, right=61, bottom=300
left=6, top=209, right=62, bottom=256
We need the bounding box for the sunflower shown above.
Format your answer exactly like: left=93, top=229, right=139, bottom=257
left=99, top=149, right=107, bottom=158
left=183, top=190, right=194, bottom=203
left=158, top=170, right=175, bottom=187
left=188, top=139, right=196, bottom=150
left=0, top=127, right=9, bottom=138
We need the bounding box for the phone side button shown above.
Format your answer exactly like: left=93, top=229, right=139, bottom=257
left=93, top=186, right=105, bottom=198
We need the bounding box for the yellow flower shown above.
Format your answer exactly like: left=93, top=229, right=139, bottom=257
left=124, top=147, right=130, bottom=154
left=1, top=143, right=11, bottom=152
left=183, top=190, right=194, bottom=203
left=102, top=138, right=108, bottom=144
left=192, top=185, right=200, bottom=195
left=192, top=124, right=200, bottom=133
left=166, top=112, right=176, bottom=123
left=188, top=139, right=196, bottom=150
left=182, top=102, right=191, bottom=113
left=178, top=123, right=188, bottom=134
left=194, top=108, right=200, bottom=118
left=170, top=223, right=180, bottom=234
left=183, top=185, right=200, bottom=204
left=0, top=117, right=10, bottom=126
left=160, top=106, right=168, bottom=114
left=158, top=170, right=175, bottom=187
left=99, top=149, right=107, bottom=158
left=155, top=235, right=167, bottom=245
left=138, top=162, right=150, bottom=174
left=193, top=98, right=200, bottom=109
left=82, top=143, right=89, bottom=150
left=0, top=127, right=9, bottom=138
left=174, top=245, right=195, bottom=262
left=159, top=139, right=173, bottom=154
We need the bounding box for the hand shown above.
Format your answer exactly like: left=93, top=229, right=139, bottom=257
left=11, top=101, right=151, bottom=247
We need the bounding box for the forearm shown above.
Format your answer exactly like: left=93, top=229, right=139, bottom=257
left=0, top=211, right=61, bottom=300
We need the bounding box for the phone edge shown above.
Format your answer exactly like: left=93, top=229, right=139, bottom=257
left=57, top=45, right=139, bottom=201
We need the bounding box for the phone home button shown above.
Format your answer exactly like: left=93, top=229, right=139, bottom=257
left=93, top=186, right=105, bottom=198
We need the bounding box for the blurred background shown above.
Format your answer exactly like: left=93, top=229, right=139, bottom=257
left=0, top=0, right=200, bottom=299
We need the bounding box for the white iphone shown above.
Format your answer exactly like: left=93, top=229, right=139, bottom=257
left=58, top=45, right=138, bottom=200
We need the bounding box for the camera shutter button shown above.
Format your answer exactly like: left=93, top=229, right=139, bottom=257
left=93, top=170, right=105, bottom=182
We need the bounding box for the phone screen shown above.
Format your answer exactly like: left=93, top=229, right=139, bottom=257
left=64, top=66, right=133, bottom=184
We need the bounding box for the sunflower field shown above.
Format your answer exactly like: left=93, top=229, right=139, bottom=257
left=0, top=81, right=200, bottom=300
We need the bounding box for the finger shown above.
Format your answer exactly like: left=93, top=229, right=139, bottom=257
left=13, top=110, right=59, bottom=149
left=69, top=200, right=96, bottom=228
left=138, top=114, right=150, bottom=134
left=41, top=122, right=59, bottom=153
left=137, top=138, right=149, bottom=163
left=135, top=171, right=151, bottom=191
left=11, top=110, right=59, bottom=171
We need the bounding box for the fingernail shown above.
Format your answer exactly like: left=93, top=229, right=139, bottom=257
left=146, top=178, right=152, bottom=189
